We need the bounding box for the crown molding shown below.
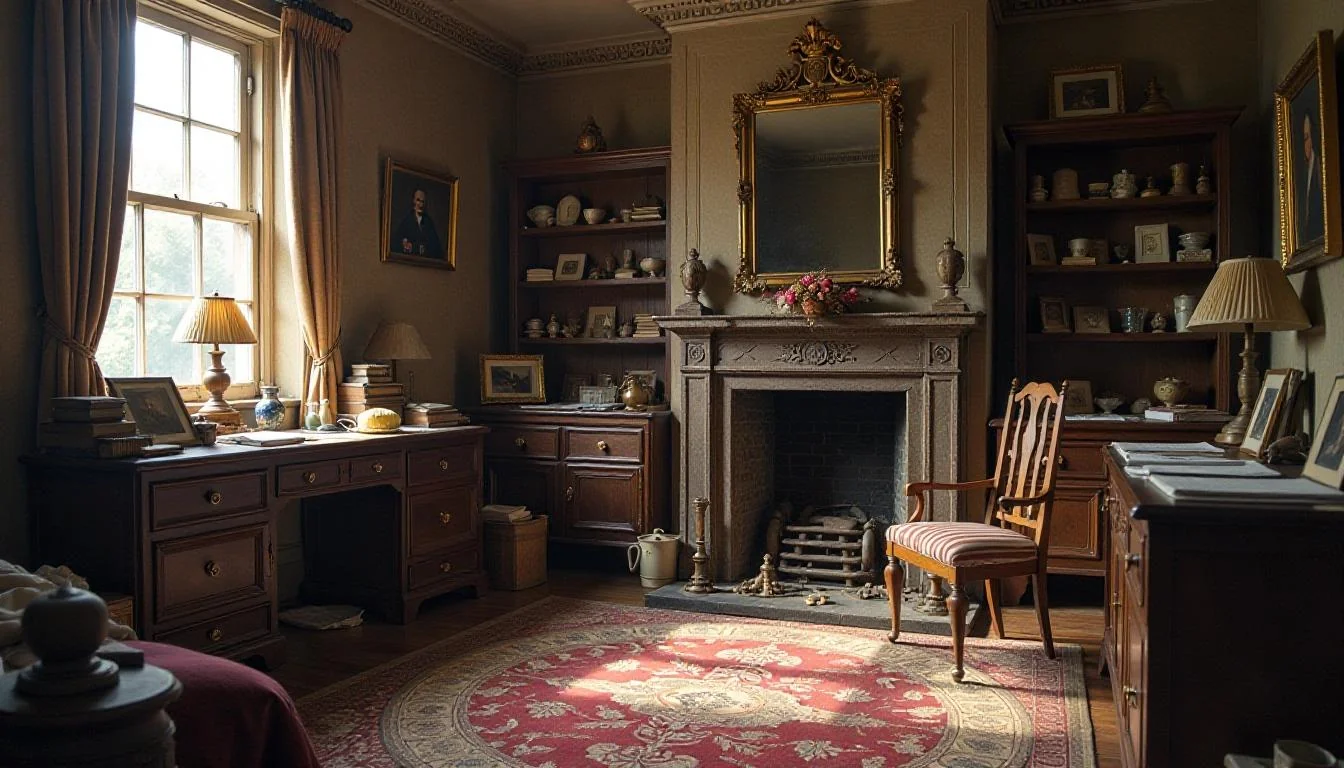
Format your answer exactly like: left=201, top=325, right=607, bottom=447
left=629, top=0, right=886, bottom=31
left=519, top=35, right=672, bottom=77
left=355, top=0, right=521, bottom=73
left=994, top=0, right=1212, bottom=22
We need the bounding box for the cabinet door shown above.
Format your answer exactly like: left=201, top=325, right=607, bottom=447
left=487, top=461, right=559, bottom=520
left=563, top=463, right=642, bottom=541
left=1046, top=484, right=1104, bottom=575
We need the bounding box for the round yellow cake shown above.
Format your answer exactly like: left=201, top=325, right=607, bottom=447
left=356, top=407, right=402, bottom=432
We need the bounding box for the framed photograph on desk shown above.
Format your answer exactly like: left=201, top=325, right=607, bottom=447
left=1241, top=368, right=1301, bottom=458
left=106, top=377, right=197, bottom=445
left=1304, top=375, right=1344, bottom=487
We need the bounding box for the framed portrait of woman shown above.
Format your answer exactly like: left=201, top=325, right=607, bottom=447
left=1275, top=30, right=1341, bottom=273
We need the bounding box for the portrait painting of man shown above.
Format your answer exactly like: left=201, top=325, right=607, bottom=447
left=1276, top=30, right=1341, bottom=273
left=1291, top=76, right=1324, bottom=248
left=381, top=158, right=459, bottom=269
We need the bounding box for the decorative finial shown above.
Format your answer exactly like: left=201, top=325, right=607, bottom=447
left=1138, top=77, right=1173, bottom=114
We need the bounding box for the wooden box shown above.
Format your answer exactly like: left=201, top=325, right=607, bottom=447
left=484, top=516, right=548, bottom=590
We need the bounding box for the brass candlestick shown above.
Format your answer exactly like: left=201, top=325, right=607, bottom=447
left=684, top=497, right=714, bottom=594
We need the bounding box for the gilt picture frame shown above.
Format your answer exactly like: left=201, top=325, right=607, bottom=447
left=1240, top=368, right=1301, bottom=459
left=480, top=354, right=545, bottom=405
left=1304, top=375, right=1344, bottom=488
left=1275, top=30, right=1341, bottom=273
left=1050, top=65, right=1125, bottom=119
left=381, top=158, right=459, bottom=270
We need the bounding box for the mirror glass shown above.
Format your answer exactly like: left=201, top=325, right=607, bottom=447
left=753, top=102, right=881, bottom=275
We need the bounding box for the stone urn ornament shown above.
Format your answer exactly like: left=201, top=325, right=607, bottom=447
left=575, top=116, right=607, bottom=154
left=1111, top=169, right=1139, bottom=199
left=676, top=248, right=710, bottom=315
left=1137, top=76, right=1174, bottom=114
left=932, top=237, right=969, bottom=312
left=1153, top=376, right=1190, bottom=408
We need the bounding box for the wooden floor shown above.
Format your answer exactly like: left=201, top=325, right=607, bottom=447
left=270, top=570, right=1117, bottom=767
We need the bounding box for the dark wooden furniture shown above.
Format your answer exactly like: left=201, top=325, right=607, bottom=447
left=24, top=427, right=488, bottom=666
left=472, top=408, right=669, bottom=548
left=1102, top=447, right=1344, bottom=768
left=887, top=381, right=1066, bottom=682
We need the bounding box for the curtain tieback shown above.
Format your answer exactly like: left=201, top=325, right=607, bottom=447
left=312, top=331, right=342, bottom=366
left=39, top=310, right=98, bottom=361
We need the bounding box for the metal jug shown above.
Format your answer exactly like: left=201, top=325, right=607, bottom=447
left=627, top=528, right=679, bottom=588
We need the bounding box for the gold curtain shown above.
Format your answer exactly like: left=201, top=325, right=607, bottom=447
left=281, top=8, right=346, bottom=423
left=32, top=0, right=136, bottom=419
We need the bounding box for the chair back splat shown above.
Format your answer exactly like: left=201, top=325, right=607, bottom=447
left=987, top=380, right=1067, bottom=544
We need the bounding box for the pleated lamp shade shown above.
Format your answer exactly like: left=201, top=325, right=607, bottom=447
left=1186, top=257, right=1310, bottom=332
left=173, top=292, right=258, bottom=345
left=364, top=321, right=431, bottom=361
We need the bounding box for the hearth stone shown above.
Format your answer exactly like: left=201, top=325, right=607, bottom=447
left=645, top=582, right=986, bottom=637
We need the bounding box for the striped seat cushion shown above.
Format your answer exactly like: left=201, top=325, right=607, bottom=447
left=886, top=522, right=1038, bottom=567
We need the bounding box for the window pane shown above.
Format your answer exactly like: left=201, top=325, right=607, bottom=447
left=143, top=209, right=195, bottom=295
left=132, top=110, right=185, bottom=198
left=203, top=218, right=252, bottom=299
left=115, top=205, right=138, bottom=291
left=145, top=298, right=196, bottom=384
left=134, top=21, right=184, bottom=115
left=189, top=125, right=239, bottom=207
left=190, top=40, right=239, bottom=130
left=98, top=296, right=138, bottom=379
left=207, top=303, right=254, bottom=383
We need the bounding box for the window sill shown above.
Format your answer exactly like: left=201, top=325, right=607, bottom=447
left=184, top=397, right=303, bottom=429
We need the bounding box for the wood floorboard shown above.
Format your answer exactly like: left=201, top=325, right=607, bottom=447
left=269, top=571, right=1118, bottom=766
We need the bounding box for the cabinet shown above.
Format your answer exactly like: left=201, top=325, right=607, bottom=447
left=474, top=408, right=669, bottom=547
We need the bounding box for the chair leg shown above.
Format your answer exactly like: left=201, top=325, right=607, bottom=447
left=884, top=555, right=904, bottom=643
left=947, top=581, right=967, bottom=682
left=1032, top=566, right=1055, bottom=659
left=984, top=578, right=1005, bottom=639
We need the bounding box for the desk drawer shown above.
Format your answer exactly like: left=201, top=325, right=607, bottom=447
left=153, top=603, right=271, bottom=654
left=348, top=452, right=402, bottom=484
left=154, top=524, right=267, bottom=622
left=409, top=486, right=479, bottom=557
left=408, top=445, right=479, bottom=487
left=150, top=471, right=268, bottom=530
left=408, top=545, right=481, bottom=591
left=1057, top=441, right=1106, bottom=479
left=485, top=426, right=559, bottom=459
left=277, top=459, right=343, bottom=496
left=563, top=428, right=643, bottom=462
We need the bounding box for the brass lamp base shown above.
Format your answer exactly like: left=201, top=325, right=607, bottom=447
left=197, top=346, right=242, bottom=426
left=1215, top=323, right=1259, bottom=446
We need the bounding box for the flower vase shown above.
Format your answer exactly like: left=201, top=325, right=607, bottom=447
left=802, top=298, right=824, bottom=319
left=254, top=385, right=284, bottom=430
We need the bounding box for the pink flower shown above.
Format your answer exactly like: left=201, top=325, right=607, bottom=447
left=800, top=274, right=814, bottom=286
left=821, top=278, right=833, bottom=289
left=784, top=289, right=797, bottom=306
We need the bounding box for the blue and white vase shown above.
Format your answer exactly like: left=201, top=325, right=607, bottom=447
left=254, top=385, right=285, bottom=430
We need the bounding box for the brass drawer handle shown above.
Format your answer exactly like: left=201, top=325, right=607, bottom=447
left=303, top=471, right=317, bottom=485
left=206, top=490, right=222, bottom=506
left=372, top=461, right=384, bottom=474
left=439, top=459, right=449, bottom=471
left=1111, top=599, right=1122, bottom=608
left=566, top=486, right=575, bottom=502
left=514, top=436, right=527, bottom=450
left=1055, top=454, right=1067, bottom=468
left=1123, top=685, right=1139, bottom=706
left=596, top=440, right=610, bottom=453
left=208, top=628, right=224, bottom=643
left=204, top=560, right=221, bottom=578
left=440, top=511, right=452, bottom=525
left=439, top=561, right=452, bottom=573
left=1124, top=553, right=1142, bottom=568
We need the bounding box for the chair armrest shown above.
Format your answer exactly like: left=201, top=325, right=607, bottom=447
left=904, top=478, right=995, bottom=522
left=997, top=491, right=1051, bottom=509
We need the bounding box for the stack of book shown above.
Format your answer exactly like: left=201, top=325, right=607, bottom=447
left=628, top=205, right=663, bottom=222
left=1143, top=405, right=1232, bottom=423
left=1060, top=256, right=1098, bottom=267
left=404, top=402, right=470, bottom=428
left=525, top=268, right=554, bottom=282
left=632, top=313, right=661, bottom=338
left=347, top=363, right=392, bottom=384
left=40, top=397, right=151, bottom=458
left=337, top=381, right=404, bottom=417
left=481, top=503, right=532, bottom=524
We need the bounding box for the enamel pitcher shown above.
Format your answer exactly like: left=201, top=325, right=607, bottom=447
left=627, top=528, right=679, bottom=588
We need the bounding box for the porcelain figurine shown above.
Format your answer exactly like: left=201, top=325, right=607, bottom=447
left=1151, top=312, right=1168, bottom=332
left=546, top=313, right=561, bottom=338
left=1195, top=165, right=1213, bottom=195
left=1111, top=169, right=1139, bottom=199
left=1052, top=168, right=1080, bottom=200
left=1029, top=174, right=1049, bottom=202
left=254, top=385, right=285, bottom=431
left=618, top=321, right=634, bottom=338
left=1169, top=162, right=1191, bottom=195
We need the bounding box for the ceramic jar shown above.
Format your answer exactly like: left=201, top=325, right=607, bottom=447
left=1169, top=162, right=1191, bottom=195
left=1111, top=169, right=1139, bottom=199
left=1153, top=377, right=1190, bottom=408
left=1052, top=168, right=1080, bottom=200
left=1068, top=238, right=1092, bottom=259
left=546, top=313, right=561, bottom=338
left=254, top=385, right=285, bottom=430
left=1173, top=294, right=1198, bottom=332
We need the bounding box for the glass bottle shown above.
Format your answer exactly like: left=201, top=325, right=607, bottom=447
left=304, top=401, right=321, bottom=430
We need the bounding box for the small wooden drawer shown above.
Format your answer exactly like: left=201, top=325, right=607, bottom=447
left=277, top=459, right=343, bottom=496
left=408, top=444, right=479, bottom=487
left=154, top=525, right=267, bottom=621
left=1124, top=520, right=1148, bottom=611
left=1056, top=442, right=1106, bottom=479
left=348, top=452, right=402, bottom=484
left=150, top=471, right=268, bottom=530
left=485, top=427, right=560, bottom=460
left=408, top=546, right=481, bottom=591
left=409, top=486, right=479, bottom=557
left=563, top=428, right=643, bottom=462
left=153, top=603, right=271, bottom=653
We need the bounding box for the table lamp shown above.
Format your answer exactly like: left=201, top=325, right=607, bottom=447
left=363, top=321, right=431, bottom=403
left=1187, top=257, right=1310, bottom=445
left=173, top=292, right=258, bottom=426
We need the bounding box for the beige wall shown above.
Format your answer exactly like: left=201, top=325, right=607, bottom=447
left=1263, top=4, right=1344, bottom=430
left=515, top=63, right=671, bottom=158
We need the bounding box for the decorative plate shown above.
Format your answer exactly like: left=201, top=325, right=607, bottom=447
left=556, top=195, right=581, bottom=226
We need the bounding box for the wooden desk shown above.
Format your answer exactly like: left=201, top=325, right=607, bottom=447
left=1102, top=447, right=1344, bottom=768
left=24, top=427, right=488, bottom=667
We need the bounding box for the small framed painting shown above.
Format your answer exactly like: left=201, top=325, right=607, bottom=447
left=1050, top=65, right=1125, bottom=119
left=586, top=305, right=617, bottom=339
left=1134, top=223, right=1172, bottom=263
left=1039, top=296, right=1071, bottom=333
left=1276, top=30, right=1342, bottom=273
left=562, top=373, right=590, bottom=403
left=556, top=253, right=587, bottom=281
left=480, top=354, right=546, bottom=404
left=1073, top=305, right=1111, bottom=334
left=105, top=377, right=197, bottom=445
left=380, top=158, right=459, bottom=269
left=1304, top=375, right=1344, bottom=488
left=1027, top=234, right=1056, bottom=266
left=1241, top=368, right=1302, bottom=458
left=1062, top=379, right=1094, bottom=415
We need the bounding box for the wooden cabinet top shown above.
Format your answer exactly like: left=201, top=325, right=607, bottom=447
left=469, top=407, right=668, bottom=427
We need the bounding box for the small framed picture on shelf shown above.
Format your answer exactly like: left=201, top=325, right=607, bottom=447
left=480, top=354, right=546, bottom=404
left=1039, top=296, right=1071, bottom=333
left=1061, top=379, right=1095, bottom=415
left=1027, top=234, right=1056, bottom=266
left=105, top=377, right=197, bottom=445
left=1304, top=375, right=1344, bottom=488
left=1241, top=368, right=1302, bottom=458
left=586, top=305, right=617, bottom=339
left=555, top=253, right=587, bottom=281
left=1050, top=65, right=1125, bottom=119
left=1088, top=238, right=1109, bottom=263
left=562, top=373, right=590, bottom=403
left=1073, top=305, right=1111, bottom=333
left=1134, top=223, right=1172, bottom=263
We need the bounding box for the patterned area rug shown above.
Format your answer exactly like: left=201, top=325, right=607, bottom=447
left=299, top=597, right=1095, bottom=768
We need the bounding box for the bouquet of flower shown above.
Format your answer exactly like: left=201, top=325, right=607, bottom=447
left=765, top=271, right=862, bottom=322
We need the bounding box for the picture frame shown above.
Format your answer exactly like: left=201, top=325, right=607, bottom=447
left=1050, top=65, right=1125, bottom=119
left=1039, top=296, right=1071, bottom=333
left=555, top=253, right=587, bottom=282
left=1304, top=375, right=1344, bottom=488
left=1089, top=238, right=1109, bottom=263
left=1134, top=223, right=1172, bottom=263
left=105, top=377, right=197, bottom=445
left=1062, top=379, right=1095, bottom=415
left=1026, top=233, right=1056, bottom=266
left=1241, top=368, right=1302, bottom=458
left=1275, top=30, right=1342, bottom=273
left=1073, top=305, right=1111, bottom=334
left=562, top=373, right=590, bottom=403
left=380, top=158, right=459, bottom=269
left=479, top=354, right=546, bottom=404
left=585, top=305, right=617, bottom=339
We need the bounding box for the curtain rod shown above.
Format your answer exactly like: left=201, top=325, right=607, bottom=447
left=279, top=0, right=353, bottom=32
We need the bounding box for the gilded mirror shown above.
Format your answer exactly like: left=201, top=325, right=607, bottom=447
left=733, top=19, right=903, bottom=293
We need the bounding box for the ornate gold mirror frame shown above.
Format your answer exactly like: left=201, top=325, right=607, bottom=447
left=732, top=19, right=904, bottom=293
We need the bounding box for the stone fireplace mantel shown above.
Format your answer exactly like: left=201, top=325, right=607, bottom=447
left=656, top=311, right=983, bottom=581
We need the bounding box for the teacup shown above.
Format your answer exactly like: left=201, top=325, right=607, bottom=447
left=1275, top=740, right=1337, bottom=768
left=582, top=207, right=605, bottom=225
left=1068, top=238, right=1092, bottom=259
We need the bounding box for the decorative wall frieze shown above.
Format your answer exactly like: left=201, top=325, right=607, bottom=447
left=993, top=0, right=1213, bottom=22
left=518, top=37, right=672, bottom=77
left=630, top=0, right=864, bottom=31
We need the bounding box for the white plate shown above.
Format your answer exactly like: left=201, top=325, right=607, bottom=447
left=556, top=195, right=581, bottom=226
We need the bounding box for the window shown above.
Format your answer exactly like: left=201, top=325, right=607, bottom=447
left=101, top=7, right=263, bottom=400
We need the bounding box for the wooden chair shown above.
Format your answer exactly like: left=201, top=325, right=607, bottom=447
left=883, top=380, right=1066, bottom=682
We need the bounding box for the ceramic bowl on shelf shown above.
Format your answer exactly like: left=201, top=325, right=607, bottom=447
left=1094, top=395, right=1124, bottom=414
left=1087, top=182, right=1110, bottom=198
left=582, top=207, right=605, bottom=225
left=639, top=256, right=666, bottom=277
left=526, top=205, right=556, bottom=228
left=1177, top=231, right=1211, bottom=250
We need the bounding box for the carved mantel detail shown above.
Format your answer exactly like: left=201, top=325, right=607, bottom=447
left=775, top=341, right=857, bottom=366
